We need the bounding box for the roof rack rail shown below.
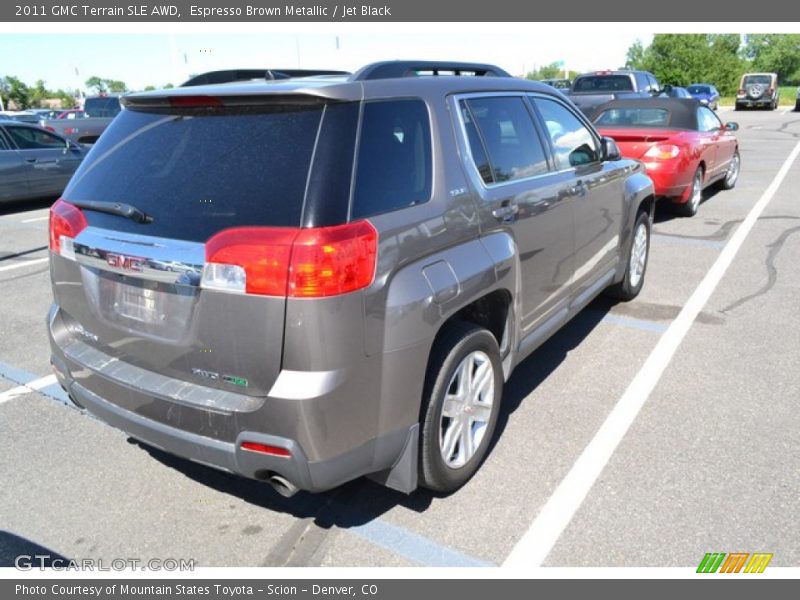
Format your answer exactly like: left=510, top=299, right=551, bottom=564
left=181, top=69, right=350, bottom=87
left=352, top=60, right=511, bottom=81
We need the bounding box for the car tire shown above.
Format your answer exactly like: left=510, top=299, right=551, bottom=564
left=606, top=209, right=651, bottom=301
left=418, top=321, right=503, bottom=494
left=718, top=149, right=741, bottom=191
left=676, top=166, right=704, bottom=217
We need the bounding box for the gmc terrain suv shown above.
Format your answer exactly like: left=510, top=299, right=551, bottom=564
left=48, top=61, right=655, bottom=497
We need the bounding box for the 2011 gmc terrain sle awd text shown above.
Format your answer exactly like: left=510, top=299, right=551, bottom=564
left=47, top=61, right=654, bottom=497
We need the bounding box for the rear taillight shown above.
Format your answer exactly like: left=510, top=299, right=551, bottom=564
left=737, top=89, right=746, bottom=96
left=202, top=221, right=378, bottom=298
left=49, top=199, right=87, bottom=258
left=290, top=221, right=377, bottom=298
left=644, top=144, right=680, bottom=160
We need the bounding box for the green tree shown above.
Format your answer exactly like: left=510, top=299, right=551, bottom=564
left=30, top=79, right=49, bottom=107
left=744, top=34, right=800, bottom=84
left=54, top=89, right=77, bottom=108
left=0, top=75, right=31, bottom=109
left=525, top=62, right=573, bottom=81
left=624, top=34, right=745, bottom=95
left=105, top=79, right=127, bottom=93
left=85, top=76, right=107, bottom=94
left=625, top=40, right=647, bottom=70
left=143, top=85, right=156, bottom=91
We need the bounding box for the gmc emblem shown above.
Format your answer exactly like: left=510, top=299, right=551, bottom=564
left=106, top=253, right=145, bottom=272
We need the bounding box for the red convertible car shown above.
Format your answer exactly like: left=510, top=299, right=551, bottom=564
left=593, top=98, right=740, bottom=216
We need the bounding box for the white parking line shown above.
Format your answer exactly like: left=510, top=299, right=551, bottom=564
left=504, top=138, right=800, bottom=568
left=0, top=257, right=49, bottom=272
left=21, top=216, right=49, bottom=223
left=0, top=375, right=57, bottom=404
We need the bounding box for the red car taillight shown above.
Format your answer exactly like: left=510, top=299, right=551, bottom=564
left=644, top=144, right=681, bottom=160
left=203, top=221, right=378, bottom=298
left=49, top=199, right=87, bottom=257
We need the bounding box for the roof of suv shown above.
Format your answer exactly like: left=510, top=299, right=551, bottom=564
left=124, top=60, right=562, bottom=106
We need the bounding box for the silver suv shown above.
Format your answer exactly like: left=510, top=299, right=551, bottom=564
left=47, top=61, right=655, bottom=496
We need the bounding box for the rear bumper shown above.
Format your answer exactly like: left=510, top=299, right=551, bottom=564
left=736, top=98, right=774, bottom=108
left=47, top=304, right=420, bottom=494
left=640, top=160, right=692, bottom=201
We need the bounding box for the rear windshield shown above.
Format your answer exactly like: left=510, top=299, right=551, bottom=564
left=84, top=97, right=122, bottom=118
left=688, top=85, right=710, bottom=94
left=573, top=75, right=634, bottom=93
left=64, top=105, right=324, bottom=241
left=594, top=107, right=671, bottom=128
left=743, top=75, right=772, bottom=86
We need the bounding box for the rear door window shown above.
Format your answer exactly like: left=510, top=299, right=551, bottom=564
left=64, top=104, right=325, bottom=241
left=461, top=96, right=549, bottom=184
left=532, top=97, right=601, bottom=169
left=352, top=99, right=432, bottom=219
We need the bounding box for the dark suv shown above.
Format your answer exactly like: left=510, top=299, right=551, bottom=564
left=47, top=61, right=655, bottom=497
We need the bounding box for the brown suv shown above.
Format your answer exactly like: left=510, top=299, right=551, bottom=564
left=736, top=73, right=779, bottom=110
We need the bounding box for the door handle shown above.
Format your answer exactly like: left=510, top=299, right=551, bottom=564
left=25, top=158, right=37, bottom=163
left=492, top=203, right=519, bottom=222
left=568, top=181, right=587, bottom=197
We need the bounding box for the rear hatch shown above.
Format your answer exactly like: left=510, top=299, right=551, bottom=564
left=50, top=92, right=355, bottom=400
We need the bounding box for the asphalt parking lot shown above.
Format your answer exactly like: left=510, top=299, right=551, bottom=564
left=0, top=106, right=798, bottom=569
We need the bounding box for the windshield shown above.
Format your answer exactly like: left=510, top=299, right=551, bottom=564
left=688, top=85, right=711, bottom=94
left=84, top=97, right=122, bottom=118
left=573, top=75, right=634, bottom=93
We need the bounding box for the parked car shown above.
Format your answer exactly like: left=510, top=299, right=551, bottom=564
left=0, top=120, right=85, bottom=203
left=567, top=70, right=660, bottom=119
left=540, top=78, right=571, bottom=90
left=594, top=97, right=740, bottom=217
left=795, top=87, right=800, bottom=111
left=40, top=95, right=122, bottom=144
left=658, top=85, right=692, bottom=99
left=687, top=84, right=720, bottom=110
left=736, top=73, right=779, bottom=110
left=47, top=60, right=654, bottom=497
left=0, top=111, right=41, bottom=123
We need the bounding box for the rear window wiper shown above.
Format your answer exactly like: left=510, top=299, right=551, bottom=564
left=70, top=200, right=154, bottom=224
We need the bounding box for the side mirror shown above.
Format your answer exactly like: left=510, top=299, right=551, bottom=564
left=601, top=136, right=622, bottom=161
left=724, top=122, right=739, bottom=132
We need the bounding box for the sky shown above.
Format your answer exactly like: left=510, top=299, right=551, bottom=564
left=0, top=29, right=653, bottom=92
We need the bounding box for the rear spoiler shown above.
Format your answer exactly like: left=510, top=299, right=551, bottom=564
left=181, top=69, right=350, bottom=87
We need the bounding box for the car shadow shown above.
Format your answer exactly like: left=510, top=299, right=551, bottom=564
left=134, top=295, right=617, bottom=527
left=133, top=439, right=434, bottom=529
left=487, top=294, right=614, bottom=457
left=0, top=530, right=70, bottom=567
left=654, top=187, right=724, bottom=224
